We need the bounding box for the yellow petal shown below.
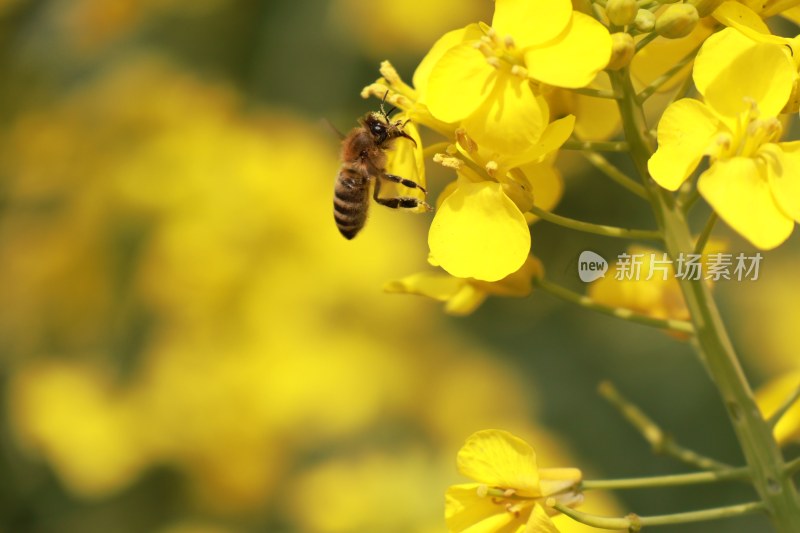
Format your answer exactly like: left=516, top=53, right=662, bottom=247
left=492, top=0, right=572, bottom=49
left=457, top=429, right=540, bottom=496
left=383, top=119, right=426, bottom=207
left=693, top=28, right=758, bottom=99
left=519, top=160, right=563, bottom=218
left=766, top=142, right=800, bottom=223
left=755, top=371, right=800, bottom=446
left=524, top=12, right=612, bottom=89
left=524, top=503, right=560, bottom=533
left=446, top=484, right=527, bottom=533
left=702, top=41, right=795, bottom=120
left=429, top=178, right=531, bottom=282
left=462, top=75, right=548, bottom=155
left=698, top=157, right=794, bottom=249
left=648, top=99, right=720, bottom=191
left=502, top=115, right=575, bottom=169
left=413, top=24, right=483, bottom=101
left=384, top=271, right=465, bottom=301
left=712, top=1, right=770, bottom=34
left=426, top=42, right=496, bottom=123
left=444, top=284, right=490, bottom=316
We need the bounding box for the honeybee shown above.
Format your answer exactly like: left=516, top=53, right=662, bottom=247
left=333, top=95, right=430, bottom=240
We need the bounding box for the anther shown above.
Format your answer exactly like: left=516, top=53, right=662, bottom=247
left=510, top=65, right=528, bottom=78
left=379, top=60, right=401, bottom=85
left=486, top=57, right=502, bottom=69
left=504, top=35, right=515, bottom=49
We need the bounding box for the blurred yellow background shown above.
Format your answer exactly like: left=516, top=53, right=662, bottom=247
left=0, top=2, right=797, bottom=533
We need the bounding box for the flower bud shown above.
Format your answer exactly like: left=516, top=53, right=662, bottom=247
left=687, top=0, right=724, bottom=17
left=607, top=0, right=638, bottom=26
left=607, top=32, right=635, bottom=70
left=634, top=9, right=656, bottom=32
left=655, top=4, right=699, bottom=39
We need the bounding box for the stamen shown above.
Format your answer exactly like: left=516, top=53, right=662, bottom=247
left=511, top=65, right=528, bottom=78
left=486, top=57, right=502, bottom=69
left=455, top=128, right=478, bottom=154
left=476, top=484, right=489, bottom=498
left=504, top=35, right=515, bottom=49
left=379, top=60, right=401, bottom=85
left=434, top=153, right=464, bottom=169
left=485, top=160, right=499, bottom=177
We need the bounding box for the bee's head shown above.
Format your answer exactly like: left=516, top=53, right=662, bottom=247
left=363, top=112, right=416, bottom=147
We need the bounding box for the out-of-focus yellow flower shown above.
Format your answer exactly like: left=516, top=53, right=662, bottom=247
left=589, top=243, right=726, bottom=338
left=589, top=246, right=690, bottom=324
left=417, top=0, right=610, bottom=154
left=385, top=256, right=543, bottom=315
left=648, top=28, right=800, bottom=249
left=327, top=0, right=490, bottom=57
left=287, top=449, right=450, bottom=533
left=9, top=360, right=150, bottom=497
left=446, top=430, right=582, bottom=533
left=755, top=371, right=800, bottom=446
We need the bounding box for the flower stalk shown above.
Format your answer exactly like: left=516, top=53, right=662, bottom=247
left=610, top=65, right=800, bottom=532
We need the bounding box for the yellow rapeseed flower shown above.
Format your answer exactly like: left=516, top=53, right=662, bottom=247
left=755, top=371, right=800, bottom=446
left=648, top=28, right=800, bottom=249
left=418, top=0, right=610, bottom=154
left=446, top=429, right=582, bottom=533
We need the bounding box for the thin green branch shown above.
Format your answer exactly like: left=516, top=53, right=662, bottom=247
left=635, top=31, right=660, bottom=52
left=569, top=86, right=619, bottom=99
left=533, top=278, right=694, bottom=335
left=677, top=176, right=701, bottom=212
left=554, top=501, right=766, bottom=530
left=582, top=466, right=750, bottom=491
left=693, top=212, right=718, bottom=255
left=636, top=43, right=703, bottom=103
left=580, top=150, right=649, bottom=199
left=563, top=139, right=630, bottom=152
left=598, top=381, right=732, bottom=470
left=767, top=382, right=800, bottom=429
left=528, top=205, right=662, bottom=241
left=786, top=457, right=800, bottom=477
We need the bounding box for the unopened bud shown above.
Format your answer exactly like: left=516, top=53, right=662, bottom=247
left=607, top=32, right=635, bottom=70
left=655, top=4, right=699, bottom=39
left=634, top=9, right=656, bottom=32
left=607, top=0, right=638, bottom=26
left=687, top=0, right=724, bottom=17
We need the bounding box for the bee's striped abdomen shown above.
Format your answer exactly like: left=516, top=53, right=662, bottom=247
left=333, top=168, right=370, bottom=240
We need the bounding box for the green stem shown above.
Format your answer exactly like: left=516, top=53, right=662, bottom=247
left=569, top=86, right=619, bottom=99
left=580, top=150, right=649, bottom=199
left=598, top=381, right=732, bottom=470
left=610, top=66, right=800, bottom=532
left=582, top=466, right=750, bottom=491
left=694, top=212, right=718, bottom=255
left=533, top=277, right=694, bottom=335
left=563, top=139, right=629, bottom=152
left=554, top=501, right=766, bottom=530
left=528, top=204, right=662, bottom=241
left=635, top=31, right=660, bottom=52
left=636, top=42, right=703, bottom=103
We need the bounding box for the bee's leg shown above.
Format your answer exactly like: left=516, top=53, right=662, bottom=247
left=373, top=177, right=432, bottom=211
left=382, top=173, right=427, bottom=194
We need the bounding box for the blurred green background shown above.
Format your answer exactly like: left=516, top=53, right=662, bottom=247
left=0, top=1, right=798, bottom=532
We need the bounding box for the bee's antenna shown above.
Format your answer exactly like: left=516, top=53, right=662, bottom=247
left=380, top=90, right=394, bottom=121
